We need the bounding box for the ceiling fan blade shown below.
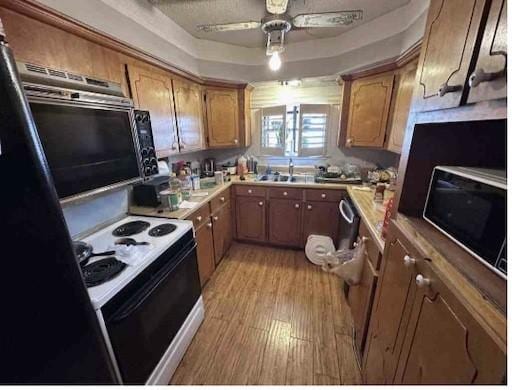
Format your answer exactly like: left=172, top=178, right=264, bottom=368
left=197, top=21, right=262, bottom=33
left=266, top=0, right=289, bottom=15
left=293, top=10, right=363, bottom=28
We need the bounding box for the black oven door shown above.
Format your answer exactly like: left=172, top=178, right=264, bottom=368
left=102, top=231, right=201, bottom=384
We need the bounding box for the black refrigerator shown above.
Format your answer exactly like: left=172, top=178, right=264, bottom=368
left=0, top=20, right=117, bottom=384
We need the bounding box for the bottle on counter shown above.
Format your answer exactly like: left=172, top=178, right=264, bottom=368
left=178, top=169, right=192, bottom=200
left=169, top=172, right=182, bottom=211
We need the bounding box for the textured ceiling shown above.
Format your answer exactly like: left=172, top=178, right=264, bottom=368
left=150, top=0, right=412, bottom=48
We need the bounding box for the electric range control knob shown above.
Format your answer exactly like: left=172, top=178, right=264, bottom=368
left=135, top=113, right=143, bottom=122
left=149, top=157, right=157, bottom=166
left=144, top=166, right=152, bottom=176
left=141, top=148, right=149, bottom=157
left=143, top=158, right=150, bottom=166
left=151, top=166, right=159, bottom=174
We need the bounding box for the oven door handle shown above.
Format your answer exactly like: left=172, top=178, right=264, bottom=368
left=109, top=243, right=197, bottom=324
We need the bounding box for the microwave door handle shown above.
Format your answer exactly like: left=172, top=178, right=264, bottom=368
left=340, top=200, right=354, bottom=224
left=109, top=244, right=196, bottom=324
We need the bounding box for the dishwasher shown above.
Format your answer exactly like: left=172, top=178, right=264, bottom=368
left=337, top=197, right=361, bottom=250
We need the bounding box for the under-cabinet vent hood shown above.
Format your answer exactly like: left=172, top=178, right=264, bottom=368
left=16, top=61, right=124, bottom=96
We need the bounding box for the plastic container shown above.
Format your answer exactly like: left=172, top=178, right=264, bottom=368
left=178, top=170, right=192, bottom=200
left=169, top=173, right=182, bottom=211
left=237, top=155, right=248, bottom=175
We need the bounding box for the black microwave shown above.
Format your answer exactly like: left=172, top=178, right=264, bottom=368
left=424, top=166, right=507, bottom=278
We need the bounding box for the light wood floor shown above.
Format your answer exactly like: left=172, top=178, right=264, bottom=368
left=171, top=242, right=362, bottom=385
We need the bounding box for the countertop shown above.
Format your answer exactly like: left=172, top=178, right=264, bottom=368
left=130, top=176, right=391, bottom=252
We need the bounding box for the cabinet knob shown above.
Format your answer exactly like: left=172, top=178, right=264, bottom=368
left=196, top=215, right=202, bottom=222
left=415, top=274, right=430, bottom=288
left=220, top=196, right=225, bottom=202
left=321, top=193, right=326, bottom=199
left=213, top=216, right=219, bottom=221
left=258, top=201, right=264, bottom=206
left=234, top=139, right=239, bottom=144
left=307, top=205, right=312, bottom=210
left=403, top=255, right=416, bottom=268
left=206, top=222, right=212, bottom=228
left=346, top=138, right=353, bottom=147
left=437, top=82, right=462, bottom=97
left=468, top=67, right=506, bottom=88
left=294, top=203, right=300, bottom=209
left=283, top=191, right=288, bottom=196
left=248, top=189, right=253, bottom=194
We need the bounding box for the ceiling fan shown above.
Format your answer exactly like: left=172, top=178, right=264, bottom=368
left=196, top=0, right=363, bottom=71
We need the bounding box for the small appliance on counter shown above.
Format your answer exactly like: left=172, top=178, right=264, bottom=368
left=202, top=158, right=216, bottom=177
left=222, top=161, right=237, bottom=175
left=424, top=166, right=506, bottom=278
left=132, top=176, right=170, bottom=207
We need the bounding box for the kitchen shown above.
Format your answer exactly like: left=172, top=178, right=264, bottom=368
left=0, top=0, right=507, bottom=386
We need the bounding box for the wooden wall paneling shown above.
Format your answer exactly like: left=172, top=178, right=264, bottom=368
left=127, top=63, right=179, bottom=158
left=345, top=73, right=395, bottom=148
left=467, top=0, right=507, bottom=103
left=173, top=77, right=206, bottom=153
left=412, top=0, right=488, bottom=112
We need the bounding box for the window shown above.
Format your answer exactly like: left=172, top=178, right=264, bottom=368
left=260, top=104, right=329, bottom=157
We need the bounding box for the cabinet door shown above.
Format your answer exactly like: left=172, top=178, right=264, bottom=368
left=302, top=201, right=339, bottom=244
left=235, top=196, right=266, bottom=242
left=212, top=203, right=233, bottom=265
left=127, top=64, right=178, bottom=157
left=268, top=199, right=302, bottom=247
left=173, top=78, right=206, bottom=153
left=467, top=0, right=507, bottom=103
left=194, top=220, right=216, bottom=288
left=346, top=73, right=394, bottom=148
left=387, top=60, right=418, bottom=154
left=413, top=0, right=487, bottom=112
left=395, top=261, right=506, bottom=384
left=205, top=88, right=240, bottom=148
left=363, top=227, right=416, bottom=384
left=348, top=256, right=378, bottom=356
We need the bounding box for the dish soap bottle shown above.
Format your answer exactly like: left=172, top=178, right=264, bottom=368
left=169, top=172, right=182, bottom=211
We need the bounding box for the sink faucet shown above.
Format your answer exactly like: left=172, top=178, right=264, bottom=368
left=288, top=158, right=294, bottom=177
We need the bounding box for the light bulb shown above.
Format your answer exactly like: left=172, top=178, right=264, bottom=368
left=269, top=52, right=282, bottom=71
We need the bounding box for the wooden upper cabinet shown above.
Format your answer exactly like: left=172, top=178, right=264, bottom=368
left=127, top=64, right=178, bottom=158
left=395, top=260, right=506, bottom=384
left=205, top=87, right=240, bottom=148
left=467, top=0, right=507, bottom=103
left=387, top=60, right=418, bottom=154
left=173, top=78, right=206, bottom=153
left=346, top=73, right=394, bottom=148
left=413, top=0, right=488, bottom=112
left=363, top=224, right=416, bottom=385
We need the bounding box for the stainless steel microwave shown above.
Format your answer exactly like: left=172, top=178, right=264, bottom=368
left=424, top=166, right=506, bottom=278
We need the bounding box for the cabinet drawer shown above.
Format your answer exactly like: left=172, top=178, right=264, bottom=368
left=187, top=203, right=211, bottom=229
left=305, top=189, right=344, bottom=202
left=210, top=188, right=231, bottom=212
left=268, top=187, right=303, bottom=200
left=359, top=222, right=381, bottom=270
left=235, top=185, right=266, bottom=197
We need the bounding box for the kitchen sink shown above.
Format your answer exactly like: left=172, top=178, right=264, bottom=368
left=256, top=174, right=307, bottom=183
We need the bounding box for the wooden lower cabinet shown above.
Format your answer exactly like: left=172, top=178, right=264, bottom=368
left=212, top=203, right=233, bottom=265
left=268, top=198, right=302, bottom=247
left=194, top=219, right=215, bottom=287
left=302, top=201, right=339, bottom=244
left=235, top=196, right=266, bottom=242
left=348, top=256, right=378, bottom=357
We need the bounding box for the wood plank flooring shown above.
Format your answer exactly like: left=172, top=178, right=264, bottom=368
left=171, top=242, right=362, bottom=385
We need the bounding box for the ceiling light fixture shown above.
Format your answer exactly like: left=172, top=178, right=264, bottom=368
left=269, top=52, right=282, bottom=71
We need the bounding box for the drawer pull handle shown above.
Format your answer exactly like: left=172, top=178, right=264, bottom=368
left=206, top=222, right=212, bottom=228
left=321, top=193, right=326, bottom=199
left=438, top=82, right=462, bottom=97
left=307, top=205, right=312, bottom=210
left=213, top=216, right=219, bottom=221
left=258, top=201, right=264, bottom=206
left=196, top=216, right=202, bottom=222
left=415, top=274, right=430, bottom=288
left=469, top=67, right=506, bottom=88
left=248, top=189, right=253, bottom=194
left=283, top=191, right=288, bottom=196
left=403, top=255, right=416, bottom=268
left=295, top=203, right=300, bottom=209
left=220, top=196, right=225, bottom=202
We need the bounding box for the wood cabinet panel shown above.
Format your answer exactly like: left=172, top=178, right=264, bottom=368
left=205, top=88, right=240, bottom=148
left=302, top=201, right=339, bottom=244
left=268, top=199, right=302, bottom=247
left=348, top=257, right=378, bottom=356
left=210, top=188, right=231, bottom=213
left=235, top=196, right=266, bottom=242
left=363, top=225, right=417, bottom=384
left=304, top=189, right=344, bottom=202
left=188, top=203, right=211, bottom=230
left=395, top=260, right=506, bottom=384
left=467, top=0, right=507, bottom=103
left=235, top=185, right=266, bottom=197
left=173, top=78, right=205, bottom=153
left=127, top=64, right=179, bottom=158
left=387, top=60, right=418, bottom=153
left=194, top=219, right=216, bottom=287
left=413, top=0, right=487, bottom=112
left=358, top=222, right=381, bottom=270
left=346, top=73, right=394, bottom=148
left=212, top=203, right=233, bottom=265
left=268, top=187, right=303, bottom=200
